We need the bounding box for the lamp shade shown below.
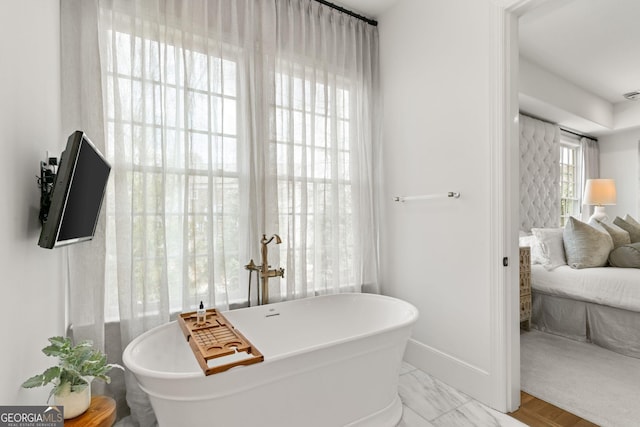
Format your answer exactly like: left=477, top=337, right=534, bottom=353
left=583, top=179, right=616, bottom=206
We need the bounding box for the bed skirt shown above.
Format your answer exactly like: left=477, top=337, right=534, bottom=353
left=532, top=291, right=640, bottom=359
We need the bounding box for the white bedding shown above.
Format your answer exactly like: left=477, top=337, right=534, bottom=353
left=531, top=264, right=640, bottom=313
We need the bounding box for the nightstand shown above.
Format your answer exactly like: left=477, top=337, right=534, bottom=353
left=519, top=246, right=531, bottom=330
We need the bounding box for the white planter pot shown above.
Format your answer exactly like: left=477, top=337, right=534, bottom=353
left=54, top=381, right=92, bottom=419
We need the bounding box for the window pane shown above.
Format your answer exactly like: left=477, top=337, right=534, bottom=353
left=559, top=141, right=580, bottom=226
left=272, top=66, right=355, bottom=293
left=105, top=28, right=244, bottom=315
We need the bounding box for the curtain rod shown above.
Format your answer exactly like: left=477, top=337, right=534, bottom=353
left=313, top=0, right=378, bottom=26
left=561, top=127, right=598, bottom=142
left=521, top=113, right=598, bottom=141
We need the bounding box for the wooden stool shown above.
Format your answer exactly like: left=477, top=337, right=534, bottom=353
left=65, top=396, right=116, bottom=427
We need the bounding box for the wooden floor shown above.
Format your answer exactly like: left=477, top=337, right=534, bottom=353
left=508, top=392, right=599, bottom=427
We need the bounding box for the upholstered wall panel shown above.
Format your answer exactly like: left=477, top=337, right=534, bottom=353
left=520, top=114, right=560, bottom=231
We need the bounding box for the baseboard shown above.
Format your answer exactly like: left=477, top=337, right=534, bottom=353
left=404, top=338, right=495, bottom=409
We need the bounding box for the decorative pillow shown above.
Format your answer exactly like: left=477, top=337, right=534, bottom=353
left=613, top=216, right=640, bottom=243
left=531, top=228, right=566, bottom=270
left=519, top=233, right=544, bottom=265
left=609, top=242, right=640, bottom=268
left=595, top=220, right=631, bottom=249
left=563, top=217, right=612, bottom=269
left=624, top=214, right=640, bottom=228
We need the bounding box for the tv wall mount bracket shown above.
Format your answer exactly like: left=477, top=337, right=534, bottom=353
left=38, top=157, right=58, bottom=224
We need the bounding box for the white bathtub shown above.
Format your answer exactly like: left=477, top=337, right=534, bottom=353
left=123, top=293, right=418, bottom=427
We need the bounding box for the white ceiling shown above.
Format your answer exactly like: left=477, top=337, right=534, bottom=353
left=519, top=0, right=640, bottom=105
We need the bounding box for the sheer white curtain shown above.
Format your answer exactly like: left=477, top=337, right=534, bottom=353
left=61, top=0, right=380, bottom=425
left=61, top=0, right=107, bottom=348
left=580, top=136, right=599, bottom=221
left=99, top=0, right=380, bottom=321
left=266, top=0, right=381, bottom=299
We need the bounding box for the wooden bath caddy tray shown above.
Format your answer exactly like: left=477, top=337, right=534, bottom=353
left=178, top=309, right=263, bottom=376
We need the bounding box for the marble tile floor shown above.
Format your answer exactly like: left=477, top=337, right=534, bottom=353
left=397, top=362, right=526, bottom=427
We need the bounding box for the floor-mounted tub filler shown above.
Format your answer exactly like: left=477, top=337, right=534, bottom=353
left=123, top=293, right=418, bottom=426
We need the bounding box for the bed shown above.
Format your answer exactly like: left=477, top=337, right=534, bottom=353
left=518, top=114, right=640, bottom=358
left=530, top=264, right=640, bottom=359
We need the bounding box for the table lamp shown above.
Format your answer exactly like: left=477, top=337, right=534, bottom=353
left=583, top=178, right=616, bottom=223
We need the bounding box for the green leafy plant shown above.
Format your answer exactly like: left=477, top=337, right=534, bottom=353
left=22, top=336, right=123, bottom=399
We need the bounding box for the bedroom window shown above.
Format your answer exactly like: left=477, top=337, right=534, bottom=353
left=559, top=140, right=581, bottom=226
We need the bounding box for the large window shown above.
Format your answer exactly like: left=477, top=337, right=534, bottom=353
left=103, top=28, right=360, bottom=319
left=103, top=29, right=242, bottom=319
left=559, top=138, right=581, bottom=226
left=272, top=67, right=354, bottom=296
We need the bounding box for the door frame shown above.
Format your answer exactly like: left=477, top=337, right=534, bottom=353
left=489, top=0, right=547, bottom=412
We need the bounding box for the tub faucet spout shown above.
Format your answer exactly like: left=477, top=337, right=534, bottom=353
left=260, top=234, right=284, bottom=305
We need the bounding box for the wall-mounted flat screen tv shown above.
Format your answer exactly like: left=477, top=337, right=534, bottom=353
left=38, top=131, right=111, bottom=249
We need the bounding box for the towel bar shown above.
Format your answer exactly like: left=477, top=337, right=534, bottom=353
left=393, top=192, right=460, bottom=202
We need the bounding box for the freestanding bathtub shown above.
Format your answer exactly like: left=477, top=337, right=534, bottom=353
left=123, top=293, right=418, bottom=427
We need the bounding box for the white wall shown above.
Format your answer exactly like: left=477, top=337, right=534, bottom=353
left=600, top=128, right=640, bottom=219
left=0, top=1, right=65, bottom=404
left=379, top=0, right=502, bottom=407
